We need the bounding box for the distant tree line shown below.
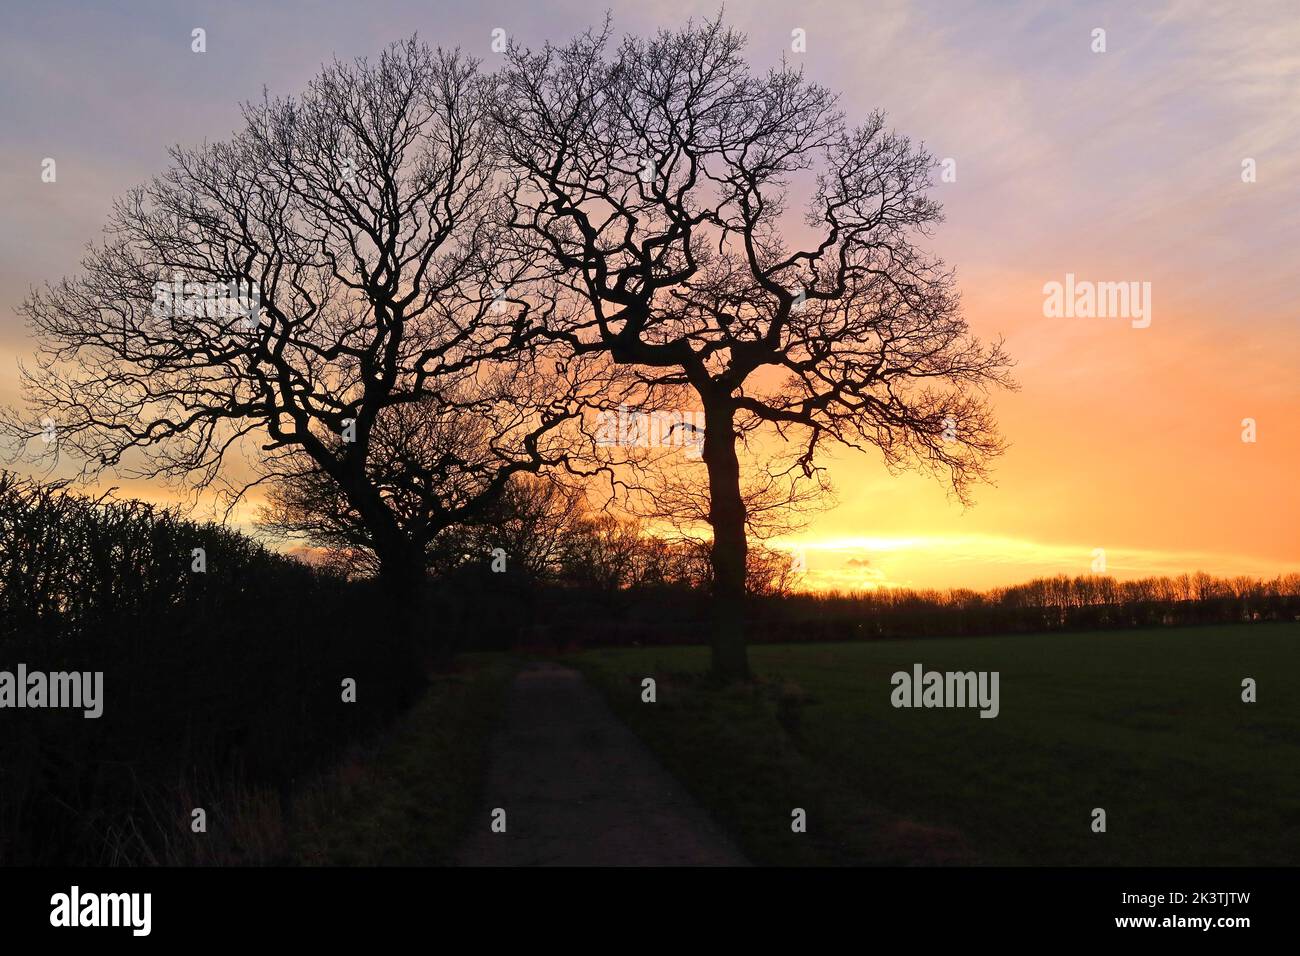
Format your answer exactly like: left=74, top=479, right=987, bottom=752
left=468, top=562, right=1300, bottom=651
left=744, top=572, right=1300, bottom=644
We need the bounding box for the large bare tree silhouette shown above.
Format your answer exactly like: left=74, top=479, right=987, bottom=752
left=495, top=17, right=1016, bottom=678
left=7, top=39, right=604, bottom=655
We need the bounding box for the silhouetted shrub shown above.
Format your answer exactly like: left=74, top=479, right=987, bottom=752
left=0, top=472, right=418, bottom=864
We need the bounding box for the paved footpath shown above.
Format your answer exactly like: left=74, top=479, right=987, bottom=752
left=456, top=661, right=748, bottom=866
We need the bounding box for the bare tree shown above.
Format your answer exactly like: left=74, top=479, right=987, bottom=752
left=6, top=39, right=602, bottom=651
left=494, top=17, right=1016, bottom=678
left=260, top=410, right=596, bottom=583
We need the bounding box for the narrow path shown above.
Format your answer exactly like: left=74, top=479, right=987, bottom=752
left=456, top=662, right=748, bottom=866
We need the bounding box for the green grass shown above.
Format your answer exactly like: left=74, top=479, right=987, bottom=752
left=289, top=653, right=517, bottom=865
left=573, top=624, right=1300, bottom=866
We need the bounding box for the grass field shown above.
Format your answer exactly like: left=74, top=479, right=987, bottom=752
left=573, top=623, right=1300, bottom=866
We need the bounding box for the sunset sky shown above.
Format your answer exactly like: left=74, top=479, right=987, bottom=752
left=1, top=0, right=1296, bottom=590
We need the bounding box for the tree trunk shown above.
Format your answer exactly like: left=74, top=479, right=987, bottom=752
left=375, top=543, right=430, bottom=703
left=702, top=401, right=751, bottom=681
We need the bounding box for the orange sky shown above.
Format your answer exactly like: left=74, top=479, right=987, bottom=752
left=779, top=277, right=1300, bottom=589
left=1, top=0, right=1297, bottom=590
